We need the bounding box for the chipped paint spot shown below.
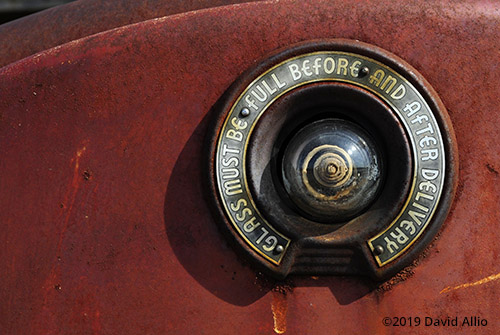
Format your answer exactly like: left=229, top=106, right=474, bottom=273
left=440, top=272, right=500, bottom=294
left=271, top=290, right=287, bottom=334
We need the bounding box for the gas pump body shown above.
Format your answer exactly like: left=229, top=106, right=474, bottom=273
left=0, top=1, right=499, bottom=334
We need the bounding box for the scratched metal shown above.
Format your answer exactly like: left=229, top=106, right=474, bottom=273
left=0, top=0, right=499, bottom=334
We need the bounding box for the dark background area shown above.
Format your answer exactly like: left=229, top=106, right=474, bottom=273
left=0, top=0, right=73, bottom=24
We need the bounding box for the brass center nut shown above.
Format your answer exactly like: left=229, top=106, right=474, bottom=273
left=282, top=119, right=381, bottom=223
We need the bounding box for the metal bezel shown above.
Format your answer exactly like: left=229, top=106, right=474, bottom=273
left=205, top=39, right=458, bottom=280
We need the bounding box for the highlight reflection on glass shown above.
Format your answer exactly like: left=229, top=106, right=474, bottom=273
left=281, top=118, right=382, bottom=223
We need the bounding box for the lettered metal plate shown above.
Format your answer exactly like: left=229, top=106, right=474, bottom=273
left=207, top=40, right=457, bottom=280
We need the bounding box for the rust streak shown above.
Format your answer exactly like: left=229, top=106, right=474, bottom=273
left=35, top=144, right=89, bottom=333
left=40, top=144, right=88, bottom=305
left=57, top=145, right=87, bottom=252
left=440, top=272, right=500, bottom=294
left=271, top=290, right=287, bottom=334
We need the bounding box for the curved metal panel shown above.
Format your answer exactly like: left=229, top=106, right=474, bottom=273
left=0, top=0, right=499, bottom=334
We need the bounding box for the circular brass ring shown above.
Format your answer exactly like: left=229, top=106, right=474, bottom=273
left=206, top=39, right=458, bottom=280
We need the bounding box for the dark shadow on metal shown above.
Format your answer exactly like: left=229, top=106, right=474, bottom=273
left=164, top=114, right=378, bottom=306
left=164, top=115, right=270, bottom=306
left=294, top=276, right=377, bottom=306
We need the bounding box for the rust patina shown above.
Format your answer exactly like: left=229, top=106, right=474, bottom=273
left=0, top=0, right=499, bottom=334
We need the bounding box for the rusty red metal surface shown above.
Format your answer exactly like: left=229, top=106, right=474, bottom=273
left=1, top=0, right=499, bottom=334
left=0, top=0, right=263, bottom=68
